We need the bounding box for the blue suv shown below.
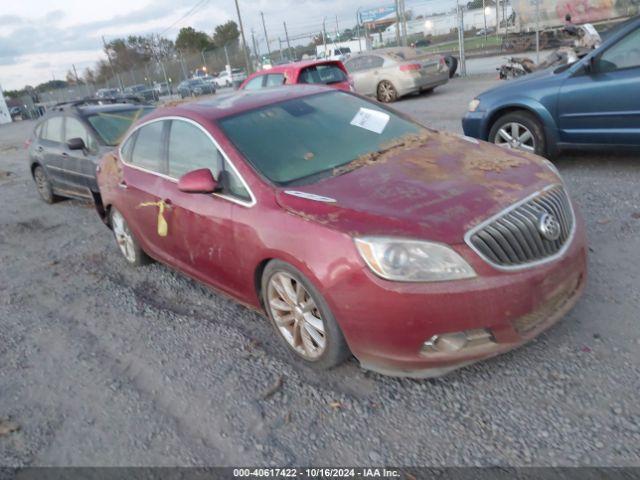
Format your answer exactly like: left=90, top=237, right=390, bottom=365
left=462, top=16, right=640, bottom=158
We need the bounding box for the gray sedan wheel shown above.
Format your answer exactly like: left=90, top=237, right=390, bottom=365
left=377, top=80, right=398, bottom=103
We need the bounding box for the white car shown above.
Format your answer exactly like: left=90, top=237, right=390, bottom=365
left=214, top=69, right=247, bottom=88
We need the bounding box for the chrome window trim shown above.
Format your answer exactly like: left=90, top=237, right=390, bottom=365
left=118, top=115, right=256, bottom=208
left=463, top=184, right=576, bottom=272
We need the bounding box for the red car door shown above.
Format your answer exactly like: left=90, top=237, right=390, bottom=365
left=160, top=119, right=247, bottom=296
left=118, top=119, right=175, bottom=263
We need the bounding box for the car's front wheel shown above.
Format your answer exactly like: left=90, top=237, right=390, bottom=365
left=488, top=111, right=546, bottom=156
left=262, top=260, right=350, bottom=370
left=110, top=207, right=151, bottom=266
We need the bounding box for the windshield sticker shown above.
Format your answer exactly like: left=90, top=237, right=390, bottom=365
left=350, top=108, right=390, bottom=134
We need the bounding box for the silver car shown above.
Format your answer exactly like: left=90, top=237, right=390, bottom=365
left=343, top=48, right=449, bottom=103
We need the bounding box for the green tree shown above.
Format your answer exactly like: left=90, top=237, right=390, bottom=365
left=175, top=27, right=212, bottom=52
left=212, top=21, right=240, bottom=48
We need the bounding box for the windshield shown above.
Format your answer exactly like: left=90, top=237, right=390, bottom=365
left=218, top=91, right=423, bottom=185
left=87, top=107, right=154, bottom=146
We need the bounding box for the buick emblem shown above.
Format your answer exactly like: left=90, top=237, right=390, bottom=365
left=538, top=213, right=561, bottom=241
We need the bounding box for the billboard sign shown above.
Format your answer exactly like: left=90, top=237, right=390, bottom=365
left=360, top=5, right=397, bottom=23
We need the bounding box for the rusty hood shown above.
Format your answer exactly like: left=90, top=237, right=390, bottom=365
left=275, top=131, right=560, bottom=245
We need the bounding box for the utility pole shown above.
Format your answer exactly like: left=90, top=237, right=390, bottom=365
left=399, top=0, right=408, bottom=46
left=223, top=44, right=231, bottom=70
left=234, top=0, right=253, bottom=74
left=482, top=0, right=488, bottom=46
left=154, top=34, right=171, bottom=96
left=335, top=15, right=340, bottom=39
left=201, top=49, right=207, bottom=69
left=356, top=8, right=362, bottom=52
left=278, top=38, right=284, bottom=61
left=535, top=0, right=540, bottom=62
left=102, top=35, right=123, bottom=91
left=456, top=0, right=467, bottom=77
left=72, top=64, right=80, bottom=84
left=394, top=0, right=401, bottom=46
left=322, top=17, right=328, bottom=57
left=283, top=22, right=293, bottom=60
left=260, top=11, right=272, bottom=61
left=251, top=28, right=259, bottom=61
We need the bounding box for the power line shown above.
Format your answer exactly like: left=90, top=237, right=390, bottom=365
left=158, top=0, right=211, bottom=36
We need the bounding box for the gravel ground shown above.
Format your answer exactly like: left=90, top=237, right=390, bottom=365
left=0, top=76, right=639, bottom=467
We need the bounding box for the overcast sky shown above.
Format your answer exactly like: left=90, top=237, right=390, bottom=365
left=0, top=0, right=453, bottom=90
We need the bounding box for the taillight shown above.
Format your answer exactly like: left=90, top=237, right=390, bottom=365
left=439, top=56, right=446, bottom=66
left=24, top=138, right=32, bottom=150
left=399, top=63, right=421, bottom=72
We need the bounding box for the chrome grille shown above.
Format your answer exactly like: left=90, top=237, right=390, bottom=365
left=467, top=185, right=574, bottom=269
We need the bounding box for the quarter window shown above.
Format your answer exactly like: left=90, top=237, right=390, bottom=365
left=598, top=29, right=640, bottom=72
left=42, top=116, right=64, bottom=142
left=265, top=73, right=285, bottom=87
left=243, top=76, right=265, bottom=90
left=129, top=121, right=165, bottom=173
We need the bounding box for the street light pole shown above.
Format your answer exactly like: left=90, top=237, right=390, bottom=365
left=234, top=0, right=253, bottom=74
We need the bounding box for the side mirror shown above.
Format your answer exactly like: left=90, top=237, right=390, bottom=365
left=67, top=137, right=86, bottom=150
left=177, top=168, right=218, bottom=194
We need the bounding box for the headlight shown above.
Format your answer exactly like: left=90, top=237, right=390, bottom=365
left=354, top=237, right=476, bottom=282
left=468, top=98, right=481, bottom=112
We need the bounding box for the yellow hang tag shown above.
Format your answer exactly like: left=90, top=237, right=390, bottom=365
left=156, top=202, right=168, bottom=237
left=138, top=200, right=169, bottom=237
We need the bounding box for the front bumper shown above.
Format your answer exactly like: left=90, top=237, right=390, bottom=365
left=324, top=215, right=587, bottom=378
left=461, top=110, right=488, bottom=140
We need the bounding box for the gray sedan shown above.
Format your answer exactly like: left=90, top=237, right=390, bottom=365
left=343, top=48, right=449, bottom=103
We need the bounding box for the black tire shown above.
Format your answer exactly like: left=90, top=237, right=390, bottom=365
left=261, top=260, right=351, bottom=370
left=444, top=55, right=458, bottom=78
left=377, top=80, right=398, bottom=103
left=488, top=111, right=547, bottom=157
left=32, top=165, right=59, bottom=204
left=109, top=207, right=151, bottom=267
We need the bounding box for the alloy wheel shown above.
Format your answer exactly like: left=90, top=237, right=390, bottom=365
left=267, top=272, right=327, bottom=360
left=111, top=210, right=137, bottom=264
left=494, top=122, right=535, bottom=152
left=378, top=80, right=397, bottom=103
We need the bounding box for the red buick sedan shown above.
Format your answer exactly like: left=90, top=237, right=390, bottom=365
left=96, top=85, right=587, bottom=378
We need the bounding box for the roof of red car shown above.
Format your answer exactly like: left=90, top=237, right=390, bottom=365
left=254, top=59, right=342, bottom=74
left=147, top=84, right=336, bottom=122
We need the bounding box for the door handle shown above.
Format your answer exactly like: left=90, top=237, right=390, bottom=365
left=163, top=198, right=173, bottom=208
left=118, top=180, right=128, bottom=189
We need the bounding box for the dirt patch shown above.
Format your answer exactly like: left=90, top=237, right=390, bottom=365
left=332, top=131, right=435, bottom=177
